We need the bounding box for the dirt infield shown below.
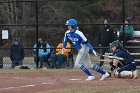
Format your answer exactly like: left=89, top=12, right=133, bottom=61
left=0, top=69, right=140, bottom=93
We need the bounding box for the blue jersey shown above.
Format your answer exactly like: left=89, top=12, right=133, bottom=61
left=62, top=29, right=94, bottom=51
left=114, top=49, right=135, bottom=65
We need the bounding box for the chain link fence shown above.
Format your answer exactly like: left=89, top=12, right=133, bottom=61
left=0, top=0, right=139, bottom=68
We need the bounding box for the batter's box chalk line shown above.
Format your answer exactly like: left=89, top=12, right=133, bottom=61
left=69, top=78, right=82, bottom=81
left=0, top=82, right=53, bottom=91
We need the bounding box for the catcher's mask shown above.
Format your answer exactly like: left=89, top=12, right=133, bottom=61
left=110, top=40, right=122, bottom=50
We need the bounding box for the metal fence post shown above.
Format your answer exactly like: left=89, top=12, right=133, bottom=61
left=35, top=0, right=39, bottom=68
left=122, top=0, right=125, bottom=48
left=0, top=55, right=3, bottom=68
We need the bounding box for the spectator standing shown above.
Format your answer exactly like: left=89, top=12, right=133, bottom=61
left=98, top=19, right=115, bottom=67
left=10, top=38, right=24, bottom=68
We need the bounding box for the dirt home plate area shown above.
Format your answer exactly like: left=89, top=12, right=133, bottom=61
left=0, top=69, right=140, bottom=93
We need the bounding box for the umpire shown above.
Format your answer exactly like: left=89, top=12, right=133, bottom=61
left=98, top=19, right=116, bottom=67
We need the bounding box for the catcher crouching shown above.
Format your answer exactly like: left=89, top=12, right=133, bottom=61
left=109, top=40, right=138, bottom=79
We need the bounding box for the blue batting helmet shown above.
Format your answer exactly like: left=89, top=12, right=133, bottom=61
left=65, top=19, right=77, bottom=28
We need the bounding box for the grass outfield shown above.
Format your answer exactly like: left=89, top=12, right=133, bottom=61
left=46, top=86, right=140, bottom=93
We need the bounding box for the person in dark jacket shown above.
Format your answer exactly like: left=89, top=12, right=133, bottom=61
left=98, top=19, right=115, bottom=67
left=10, top=38, right=24, bottom=68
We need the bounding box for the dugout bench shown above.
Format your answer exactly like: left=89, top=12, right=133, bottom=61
left=127, top=31, right=140, bottom=66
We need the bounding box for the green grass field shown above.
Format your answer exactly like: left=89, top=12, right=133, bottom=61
left=46, top=86, right=140, bottom=93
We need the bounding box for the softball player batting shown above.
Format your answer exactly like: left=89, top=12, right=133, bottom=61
left=62, top=19, right=109, bottom=81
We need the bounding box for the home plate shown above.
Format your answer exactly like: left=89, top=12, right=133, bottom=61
left=69, top=79, right=82, bottom=81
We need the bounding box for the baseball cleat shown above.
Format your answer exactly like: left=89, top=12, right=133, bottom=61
left=100, top=72, right=109, bottom=81
left=85, top=76, right=95, bottom=81
left=132, top=70, right=138, bottom=79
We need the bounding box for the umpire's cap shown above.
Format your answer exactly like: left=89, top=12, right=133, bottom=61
left=110, top=40, right=122, bottom=49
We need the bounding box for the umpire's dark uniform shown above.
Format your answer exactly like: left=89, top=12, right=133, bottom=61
left=114, top=49, right=137, bottom=73
left=98, top=24, right=115, bottom=67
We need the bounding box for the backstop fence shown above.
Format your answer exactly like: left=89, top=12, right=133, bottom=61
left=0, top=0, right=139, bottom=68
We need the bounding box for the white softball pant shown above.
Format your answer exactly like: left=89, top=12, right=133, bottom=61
left=74, top=45, right=93, bottom=68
